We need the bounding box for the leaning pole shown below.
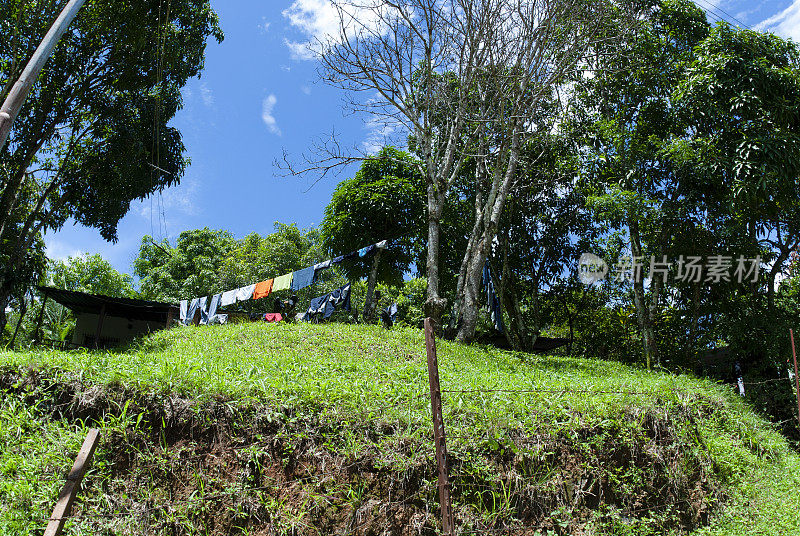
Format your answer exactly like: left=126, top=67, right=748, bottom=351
left=0, top=0, right=88, bottom=151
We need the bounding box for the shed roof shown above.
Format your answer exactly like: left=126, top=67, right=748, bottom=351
left=39, top=287, right=178, bottom=323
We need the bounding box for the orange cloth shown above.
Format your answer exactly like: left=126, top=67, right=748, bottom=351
left=253, top=279, right=273, bottom=300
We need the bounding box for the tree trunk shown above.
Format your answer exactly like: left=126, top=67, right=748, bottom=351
left=10, top=297, right=27, bottom=348
left=424, top=184, right=447, bottom=328
left=0, top=295, right=8, bottom=337
left=363, top=247, right=382, bottom=322
left=568, top=315, right=574, bottom=355
left=456, top=234, right=491, bottom=343
left=454, top=133, right=522, bottom=344
left=686, top=282, right=701, bottom=363
left=629, top=218, right=658, bottom=370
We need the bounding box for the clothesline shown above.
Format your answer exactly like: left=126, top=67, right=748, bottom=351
left=179, top=240, right=388, bottom=324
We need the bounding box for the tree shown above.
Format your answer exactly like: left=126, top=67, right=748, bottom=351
left=677, top=24, right=800, bottom=312
left=294, top=0, right=618, bottom=333
left=134, top=228, right=236, bottom=302
left=48, top=253, right=135, bottom=297
left=0, top=0, right=223, bottom=333
left=134, top=224, right=325, bottom=305
left=488, top=133, right=597, bottom=351
left=321, top=146, right=425, bottom=320
left=574, top=0, right=800, bottom=377
left=218, top=223, right=325, bottom=295
left=0, top=232, right=45, bottom=349
left=573, top=0, right=711, bottom=368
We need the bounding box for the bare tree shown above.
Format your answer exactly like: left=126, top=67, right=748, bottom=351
left=299, top=0, right=619, bottom=334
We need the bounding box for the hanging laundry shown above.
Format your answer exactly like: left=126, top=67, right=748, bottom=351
left=253, top=279, right=274, bottom=300
left=291, top=266, right=316, bottom=291
left=314, top=259, right=331, bottom=271
left=198, top=296, right=210, bottom=325
left=376, top=240, right=388, bottom=249
left=305, top=294, right=329, bottom=322
left=482, top=263, right=504, bottom=333
left=220, top=289, right=237, bottom=307
left=263, top=313, right=283, bottom=323
left=358, top=244, right=376, bottom=258
left=331, top=255, right=345, bottom=264
left=272, top=272, right=293, bottom=292
left=209, top=314, right=228, bottom=325
left=324, top=283, right=352, bottom=319
left=235, top=284, right=256, bottom=303
left=184, top=298, right=200, bottom=325
left=381, top=303, right=399, bottom=328
left=304, top=283, right=352, bottom=321
left=207, top=293, right=222, bottom=319
left=180, top=300, right=188, bottom=323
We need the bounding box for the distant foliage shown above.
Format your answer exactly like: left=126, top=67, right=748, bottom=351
left=321, top=146, right=425, bottom=286
left=134, top=224, right=327, bottom=306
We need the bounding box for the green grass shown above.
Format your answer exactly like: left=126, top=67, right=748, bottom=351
left=1, top=322, right=799, bottom=535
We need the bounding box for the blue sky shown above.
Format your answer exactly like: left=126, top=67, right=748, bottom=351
left=44, top=0, right=800, bottom=278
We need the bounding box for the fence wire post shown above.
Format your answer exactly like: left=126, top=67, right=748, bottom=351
left=45, top=428, right=101, bottom=536
left=790, top=329, right=800, bottom=426
left=425, top=317, right=455, bottom=536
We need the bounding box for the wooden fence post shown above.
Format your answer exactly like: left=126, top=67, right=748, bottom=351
left=425, top=317, right=455, bottom=536
left=790, top=329, right=800, bottom=426
left=44, top=429, right=101, bottom=536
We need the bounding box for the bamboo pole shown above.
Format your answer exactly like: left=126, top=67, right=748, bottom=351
left=44, top=429, right=100, bottom=536
left=0, top=0, right=88, bottom=150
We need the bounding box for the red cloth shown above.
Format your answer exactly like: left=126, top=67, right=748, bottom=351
left=253, top=279, right=273, bottom=300
left=263, top=313, right=283, bottom=323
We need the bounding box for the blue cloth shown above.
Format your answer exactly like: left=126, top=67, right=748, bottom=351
left=358, top=244, right=376, bottom=257
left=331, top=255, right=345, bottom=264
left=198, top=296, right=209, bottom=325
left=304, top=284, right=352, bottom=321
left=185, top=298, right=200, bottom=325
left=304, top=294, right=329, bottom=321
left=180, top=300, right=188, bottom=323
left=386, top=303, right=398, bottom=322
left=326, top=284, right=351, bottom=318
left=314, top=260, right=331, bottom=270
left=482, top=263, right=504, bottom=333
left=207, top=293, right=222, bottom=318
left=291, top=266, right=316, bottom=291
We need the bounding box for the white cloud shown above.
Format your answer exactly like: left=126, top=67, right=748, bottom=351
left=45, top=240, right=83, bottom=262
left=135, top=175, right=201, bottom=229
left=301, top=84, right=312, bottom=95
left=362, top=115, right=400, bottom=154
left=282, top=0, right=388, bottom=60
left=284, top=39, right=317, bottom=61
left=757, top=1, right=800, bottom=41
left=200, top=83, right=215, bottom=108
left=261, top=94, right=282, bottom=135
left=261, top=19, right=272, bottom=33
left=283, top=0, right=339, bottom=34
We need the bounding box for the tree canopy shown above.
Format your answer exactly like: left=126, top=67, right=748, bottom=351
left=0, top=0, right=223, bottom=331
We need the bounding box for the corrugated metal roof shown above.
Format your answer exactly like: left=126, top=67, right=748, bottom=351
left=38, top=287, right=178, bottom=323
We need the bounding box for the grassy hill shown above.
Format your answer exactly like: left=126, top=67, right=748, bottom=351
left=1, top=323, right=798, bottom=535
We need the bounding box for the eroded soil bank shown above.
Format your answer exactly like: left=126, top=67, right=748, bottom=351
left=2, top=367, right=728, bottom=535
